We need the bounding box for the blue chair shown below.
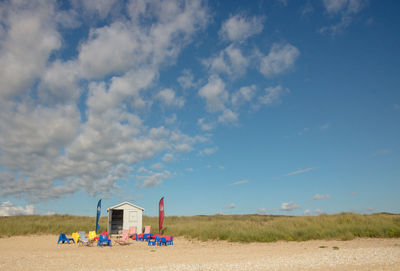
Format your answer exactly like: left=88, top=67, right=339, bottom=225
left=148, top=236, right=159, bottom=246
left=166, top=236, right=173, bottom=246
left=57, top=233, right=74, bottom=244
left=97, top=234, right=112, bottom=247
left=159, top=237, right=167, bottom=246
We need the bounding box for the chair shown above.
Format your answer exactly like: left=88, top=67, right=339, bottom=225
left=166, top=236, right=173, bottom=246
left=115, top=230, right=130, bottom=245
left=128, top=226, right=137, bottom=238
left=144, top=225, right=151, bottom=234
left=78, top=231, right=93, bottom=246
left=57, top=233, right=74, bottom=244
left=159, top=237, right=167, bottom=246
left=97, top=234, right=112, bottom=247
left=71, top=232, right=80, bottom=243
left=148, top=236, right=159, bottom=246
left=88, top=231, right=97, bottom=240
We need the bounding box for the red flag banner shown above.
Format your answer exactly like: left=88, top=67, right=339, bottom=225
left=159, top=197, right=164, bottom=232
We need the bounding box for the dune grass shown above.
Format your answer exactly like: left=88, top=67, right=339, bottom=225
left=0, top=214, right=107, bottom=238
left=1, top=213, right=400, bottom=242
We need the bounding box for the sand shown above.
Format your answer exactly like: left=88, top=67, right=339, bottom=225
left=0, top=235, right=399, bottom=270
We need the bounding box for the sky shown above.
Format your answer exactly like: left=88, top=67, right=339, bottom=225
left=0, top=0, right=399, bottom=217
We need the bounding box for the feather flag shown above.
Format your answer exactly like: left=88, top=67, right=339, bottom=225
left=96, top=199, right=102, bottom=233
left=159, top=197, right=164, bottom=233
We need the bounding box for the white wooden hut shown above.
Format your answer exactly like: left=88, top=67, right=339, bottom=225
left=107, top=202, right=144, bottom=236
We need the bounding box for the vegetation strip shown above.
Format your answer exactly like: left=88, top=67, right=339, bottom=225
left=1, top=213, right=399, bottom=242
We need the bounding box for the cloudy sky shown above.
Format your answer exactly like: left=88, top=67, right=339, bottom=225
left=0, top=0, right=399, bottom=217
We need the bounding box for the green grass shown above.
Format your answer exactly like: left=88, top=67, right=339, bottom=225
left=1, top=213, right=400, bottom=242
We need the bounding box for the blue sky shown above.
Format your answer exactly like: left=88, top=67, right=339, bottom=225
left=0, top=0, right=399, bottom=217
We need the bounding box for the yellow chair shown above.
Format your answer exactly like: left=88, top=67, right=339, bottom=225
left=88, top=231, right=97, bottom=240
left=71, top=232, right=80, bottom=243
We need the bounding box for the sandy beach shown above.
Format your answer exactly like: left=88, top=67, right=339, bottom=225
left=0, top=235, right=399, bottom=270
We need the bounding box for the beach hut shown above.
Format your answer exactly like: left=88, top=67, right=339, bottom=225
left=107, top=202, right=144, bottom=236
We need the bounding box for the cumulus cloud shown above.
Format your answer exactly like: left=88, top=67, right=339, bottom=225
left=320, top=0, right=368, bottom=35
left=198, top=75, right=228, bottom=112
left=280, top=201, right=300, bottom=211
left=178, top=69, right=196, bottom=89
left=312, top=194, right=331, bottom=200
left=197, top=118, right=215, bottom=131
left=136, top=170, right=171, bottom=188
left=259, top=43, right=300, bottom=77
left=0, top=0, right=61, bottom=100
left=259, top=85, right=289, bottom=106
left=219, top=14, right=264, bottom=42
left=155, top=88, right=185, bottom=108
left=0, top=201, right=36, bottom=216
left=198, top=147, right=218, bottom=156
left=204, top=45, right=249, bottom=78
left=232, top=85, right=257, bottom=107
left=0, top=0, right=210, bottom=202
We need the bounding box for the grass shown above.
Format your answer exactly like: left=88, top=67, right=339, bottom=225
left=1, top=212, right=400, bottom=242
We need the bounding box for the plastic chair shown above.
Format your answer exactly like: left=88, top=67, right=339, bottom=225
left=159, top=237, right=167, bottom=246
left=97, top=234, right=112, bottom=247
left=148, top=236, right=159, bottom=246
left=78, top=231, right=93, bottom=246
left=115, top=230, right=130, bottom=245
left=128, top=226, right=137, bottom=238
left=166, top=236, right=173, bottom=246
left=88, top=231, right=97, bottom=240
left=57, top=233, right=74, bottom=244
left=144, top=225, right=151, bottom=234
left=71, top=232, right=80, bottom=243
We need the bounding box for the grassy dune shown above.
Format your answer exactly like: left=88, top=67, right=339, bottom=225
left=1, top=213, right=400, bottom=242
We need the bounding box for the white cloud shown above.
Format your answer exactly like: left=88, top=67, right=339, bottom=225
left=225, top=203, right=236, bottom=209
left=312, top=194, right=331, bottom=200
left=303, top=209, right=312, bottom=215
left=298, top=127, right=309, bottom=136
left=285, top=167, right=317, bottom=176
left=320, top=0, right=367, bottom=35
left=155, top=88, right=185, bottom=108
left=257, top=208, right=267, bottom=214
left=165, top=114, right=177, bottom=125
left=322, top=0, right=365, bottom=14
left=259, top=85, right=289, bottom=106
left=199, top=147, right=218, bottom=156
left=197, top=118, right=215, bottom=131
left=218, top=109, right=238, bottom=124
left=162, top=153, right=174, bottom=163
left=0, top=0, right=211, bottom=202
left=0, top=0, right=61, bottom=100
left=232, top=85, right=257, bottom=107
left=137, top=170, right=171, bottom=188
left=230, top=180, right=248, bottom=186
left=280, top=201, right=300, bottom=211
left=151, top=163, right=163, bottom=170
left=185, top=168, right=194, bottom=172
left=0, top=201, right=36, bottom=216
left=219, top=14, right=264, bottom=42
left=259, top=43, right=300, bottom=77
left=198, top=75, right=228, bottom=112
left=204, top=45, right=249, bottom=78
left=178, top=69, right=196, bottom=89
left=320, top=123, right=330, bottom=130
left=73, top=0, right=119, bottom=19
